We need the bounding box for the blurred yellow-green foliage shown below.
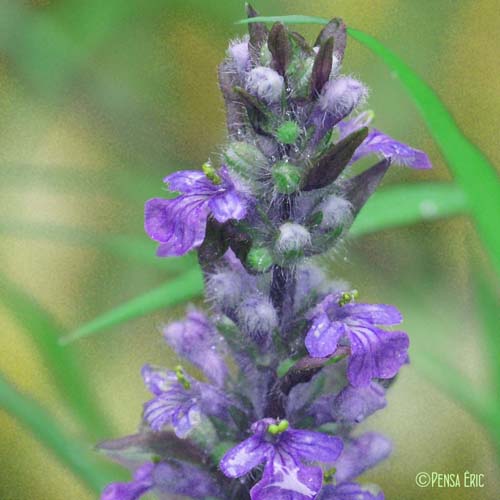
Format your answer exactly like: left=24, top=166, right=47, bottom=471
left=0, top=1, right=499, bottom=499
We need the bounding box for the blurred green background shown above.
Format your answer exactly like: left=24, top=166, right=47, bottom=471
left=0, top=0, right=499, bottom=499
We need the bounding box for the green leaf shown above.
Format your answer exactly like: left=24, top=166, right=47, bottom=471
left=61, top=267, right=204, bottom=344
left=346, top=27, right=500, bottom=278
left=236, top=15, right=329, bottom=26
left=0, top=274, right=111, bottom=437
left=0, top=220, right=197, bottom=272
left=474, top=268, right=500, bottom=398
left=351, top=182, right=468, bottom=237
left=0, top=373, right=121, bottom=493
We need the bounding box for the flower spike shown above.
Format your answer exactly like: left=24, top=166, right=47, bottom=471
left=101, top=8, right=431, bottom=499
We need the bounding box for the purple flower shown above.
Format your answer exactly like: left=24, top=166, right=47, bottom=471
left=305, top=293, right=409, bottom=387
left=339, top=111, right=432, bottom=169
left=220, top=418, right=343, bottom=500
left=153, top=459, right=222, bottom=499
left=335, top=433, right=392, bottom=484
left=311, top=382, right=387, bottom=425
left=163, top=309, right=228, bottom=387
left=101, top=460, right=222, bottom=500
left=145, top=166, right=249, bottom=257
left=101, top=462, right=154, bottom=500
left=318, top=482, right=384, bottom=500
left=141, top=365, right=231, bottom=438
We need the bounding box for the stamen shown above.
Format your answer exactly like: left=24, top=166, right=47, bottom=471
left=202, top=162, right=222, bottom=185
left=267, top=419, right=289, bottom=435
left=175, top=365, right=191, bottom=390
left=338, top=289, right=358, bottom=306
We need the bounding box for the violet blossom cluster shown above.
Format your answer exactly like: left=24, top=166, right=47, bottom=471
left=99, top=6, right=431, bottom=500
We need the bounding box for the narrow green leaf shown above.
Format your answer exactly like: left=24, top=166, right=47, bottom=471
left=0, top=274, right=111, bottom=437
left=61, top=267, right=204, bottom=344
left=346, top=27, right=500, bottom=278
left=0, top=373, right=119, bottom=493
left=236, top=15, right=328, bottom=26
left=474, top=268, right=500, bottom=397
left=351, top=182, right=468, bottom=237
left=0, top=220, right=197, bottom=272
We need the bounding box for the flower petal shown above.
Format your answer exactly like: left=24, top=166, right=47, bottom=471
left=143, top=391, right=200, bottom=437
left=352, top=129, right=432, bottom=169
left=101, top=462, right=154, bottom=500
left=338, top=111, right=374, bottom=138
left=305, top=315, right=345, bottom=358
left=342, top=303, right=402, bottom=325
left=199, top=383, right=233, bottom=421
left=284, top=429, right=343, bottom=463
left=144, top=196, right=210, bottom=256
left=170, top=401, right=201, bottom=438
left=311, top=382, right=386, bottom=425
left=163, top=170, right=215, bottom=195
left=318, top=482, right=384, bottom=500
left=251, top=451, right=323, bottom=500
left=163, top=311, right=228, bottom=387
left=331, top=382, right=387, bottom=423
left=153, top=459, right=222, bottom=499
left=347, top=325, right=409, bottom=387
left=208, top=189, right=248, bottom=222
left=220, top=435, right=272, bottom=478
left=141, top=365, right=175, bottom=395
left=335, top=433, right=392, bottom=484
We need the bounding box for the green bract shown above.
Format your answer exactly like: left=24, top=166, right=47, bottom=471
left=224, top=141, right=268, bottom=180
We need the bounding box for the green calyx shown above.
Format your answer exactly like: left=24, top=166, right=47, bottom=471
left=247, top=247, right=273, bottom=272
left=338, top=290, right=359, bottom=307
left=223, top=141, right=267, bottom=180
left=276, top=120, right=300, bottom=145
left=202, top=162, right=222, bottom=185
left=272, top=161, right=302, bottom=194
left=267, top=419, right=289, bottom=435
left=175, top=365, right=191, bottom=390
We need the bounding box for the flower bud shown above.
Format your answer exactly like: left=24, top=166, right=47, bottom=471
left=276, top=120, right=300, bottom=145
left=318, top=76, right=368, bottom=121
left=272, top=161, right=302, bottom=194
left=294, top=264, right=326, bottom=308
left=206, top=270, right=244, bottom=312
left=317, top=195, right=353, bottom=230
left=275, top=223, right=311, bottom=260
left=228, top=38, right=250, bottom=74
left=246, top=247, right=273, bottom=272
left=246, top=66, right=284, bottom=103
left=224, top=141, right=267, bottom=180
left=237, top=294, right=278, bottom=343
